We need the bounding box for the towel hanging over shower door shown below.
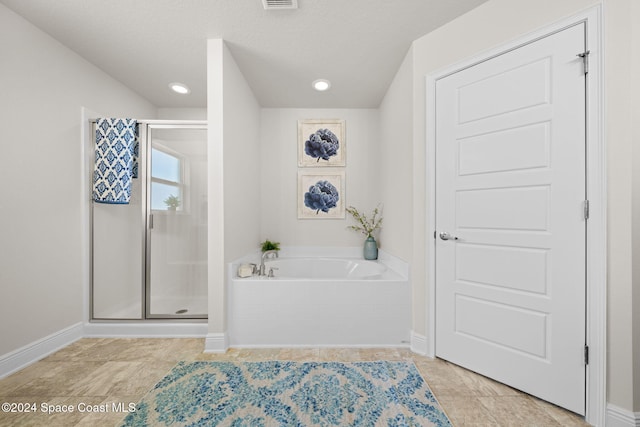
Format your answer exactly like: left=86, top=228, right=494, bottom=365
left=92, top=118, right=138, bottom=204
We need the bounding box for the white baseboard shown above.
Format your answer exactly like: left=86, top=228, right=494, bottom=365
left=606, top=404, right=640, bottom=427
left=83, top=322, right=208, bottom=337
left=224, top=343, right=411, bottom=349
left=204, top=333, right=229, bottom=353
left=410, top=331, right=429, bottom=356
left=0, top=322, right=84, bottom=379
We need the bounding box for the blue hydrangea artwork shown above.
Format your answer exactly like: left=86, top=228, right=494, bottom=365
left=305, top=128, right=339, bottom=162
left=298, top=120, right=345, bottom=167
left=304, top=180, right=339, bottom=214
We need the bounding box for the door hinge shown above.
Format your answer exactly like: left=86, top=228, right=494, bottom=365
left=584, top=200, right=590, bottom=220
left=577, top=50, right=590, bottom=75
left=584, top=345, right=589, bottom=365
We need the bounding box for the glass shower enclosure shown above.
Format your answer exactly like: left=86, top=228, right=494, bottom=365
left=91, top=121, right=207, bottom=320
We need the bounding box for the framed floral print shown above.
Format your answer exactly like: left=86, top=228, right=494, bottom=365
left=298, top=119, right=346, bottom=167
left=297, top=170, right=345, bottom=219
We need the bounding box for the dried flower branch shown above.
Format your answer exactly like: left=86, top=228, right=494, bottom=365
left=346, top=204, right=383, bottom=238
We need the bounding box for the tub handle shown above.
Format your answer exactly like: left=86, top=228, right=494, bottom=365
left=268, top=267, right=279, bottom=278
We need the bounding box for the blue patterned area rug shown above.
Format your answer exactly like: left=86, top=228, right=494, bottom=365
left=120, top=360, right=452, bottom=426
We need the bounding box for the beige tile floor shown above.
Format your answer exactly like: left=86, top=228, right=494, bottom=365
left=0, top=338, right=590, bottom=426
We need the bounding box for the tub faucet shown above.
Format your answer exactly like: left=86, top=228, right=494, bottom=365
left=259, top=250, right=279, bottom=276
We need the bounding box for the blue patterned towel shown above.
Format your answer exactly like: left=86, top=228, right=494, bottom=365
left=92, top=118, right=138, bottom=204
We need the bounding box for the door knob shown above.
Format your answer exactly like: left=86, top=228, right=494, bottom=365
left=439, top=232, right=459, bottom=241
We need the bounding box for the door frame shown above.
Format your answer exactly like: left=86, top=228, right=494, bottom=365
left=425, top=6, right=605, bottom=425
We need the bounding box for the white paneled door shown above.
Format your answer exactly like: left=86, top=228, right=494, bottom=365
left=435, top=23, right=587, bottom=415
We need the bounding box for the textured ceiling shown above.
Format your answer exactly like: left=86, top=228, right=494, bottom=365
left=0, top=0, right=487, bottom=108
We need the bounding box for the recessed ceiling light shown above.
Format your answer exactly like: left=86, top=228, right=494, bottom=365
left=169, top=82, right=190, bottom=95
left=312, top=79, right=331, bottom=91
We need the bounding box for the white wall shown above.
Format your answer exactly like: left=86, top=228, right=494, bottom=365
left=157, top=108, right=207, bottom=120
left=207, top=40, right=225, bottom=335
left=222, top=46, right=261, bottom=264
left=378, top=49, right=414, bottom=263
left=0, top=4, right=156, bottom=355
left=613, top=0, right=640, bottom=413
left=377, top=49, right=416, bottom=335
left=606, top=0, right=635, bottom=413
left=633, top=0, right=640, bottom=411
left=259, top=108, right=380, bottom=248
left=207, top=39, right=262, bottom=336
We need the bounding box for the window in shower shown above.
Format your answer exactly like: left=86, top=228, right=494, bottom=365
left=150, top=146, right=183, bottom=211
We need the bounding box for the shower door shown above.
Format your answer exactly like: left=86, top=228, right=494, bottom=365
left=146, top=125, right=208, bottom=318
left=90, top=121, right=207, bottom=320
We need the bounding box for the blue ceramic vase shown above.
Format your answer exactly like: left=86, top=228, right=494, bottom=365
left=363, top=236, right=378, bottom=260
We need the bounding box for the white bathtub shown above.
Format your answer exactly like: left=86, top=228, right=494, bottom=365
left=227, top=248, right=410, bottom=347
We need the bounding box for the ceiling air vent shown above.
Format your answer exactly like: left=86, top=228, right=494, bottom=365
left=262, top=0, right=298, bottom=10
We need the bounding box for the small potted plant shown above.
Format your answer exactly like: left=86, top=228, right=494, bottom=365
left=259, top=239, right=281, bottom=275
left=260, top=239, right=281, bottom=253
left=164, top=194, right=180, bottom=211
left=346, top=204, right=383, bottom=260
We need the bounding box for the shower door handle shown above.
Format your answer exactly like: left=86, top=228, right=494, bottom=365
left=149, top=214, right=154, bottom=229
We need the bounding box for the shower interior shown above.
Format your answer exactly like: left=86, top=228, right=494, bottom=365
left=91, top=121, right=208, bottom=320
